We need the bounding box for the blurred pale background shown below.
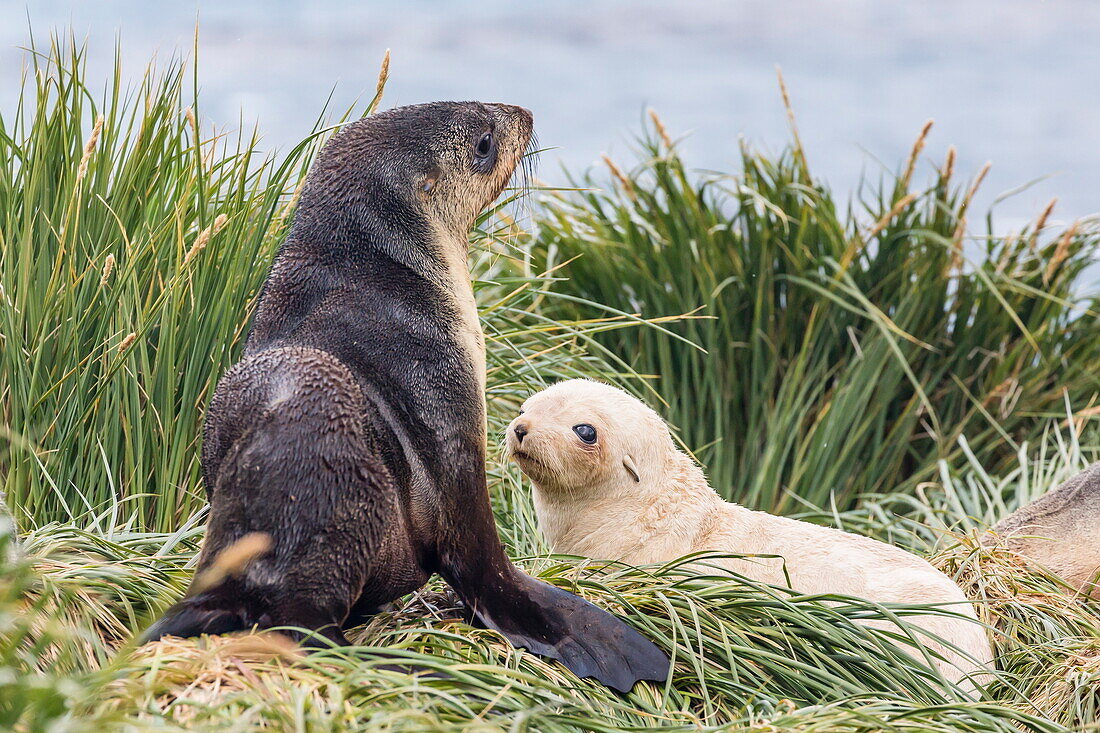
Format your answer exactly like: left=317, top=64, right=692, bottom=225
left=2, top=0, right=1098, bottom=239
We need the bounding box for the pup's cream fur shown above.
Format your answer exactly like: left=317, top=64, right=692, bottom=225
left=506, top=379, right=993, bottom=687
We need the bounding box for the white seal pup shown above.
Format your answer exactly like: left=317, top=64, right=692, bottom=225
left=506, top=379, right=994, bottom=687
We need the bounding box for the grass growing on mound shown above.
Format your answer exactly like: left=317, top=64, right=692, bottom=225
left=8, top=487, right=1094, bottom=731
left=527, top=110, right=1100, bottom=515
left=808, top=425, right=1100, bottom=730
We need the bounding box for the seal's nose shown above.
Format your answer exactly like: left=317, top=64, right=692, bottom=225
left=513, top=423, right=528, bottom=443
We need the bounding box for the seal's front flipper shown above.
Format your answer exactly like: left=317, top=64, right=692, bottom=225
left=469, top=570, right=669, bottom=693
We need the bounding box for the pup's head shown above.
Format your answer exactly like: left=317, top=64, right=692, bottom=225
left=505, top=379, right=675, bottom=498
left=296, top=101, right=534, bottom=239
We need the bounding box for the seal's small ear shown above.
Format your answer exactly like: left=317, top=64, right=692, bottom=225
left=421, top=168, right=441, bottom=198
left=623, top=454, right=641, bottom=483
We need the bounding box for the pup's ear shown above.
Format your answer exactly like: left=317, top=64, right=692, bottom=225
left=622, top=454, right=641, bottom=483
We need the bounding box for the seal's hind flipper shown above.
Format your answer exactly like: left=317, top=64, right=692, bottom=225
left=139, top=590, right=249, bottom=644
left=470, top=570, right=669, bottom=693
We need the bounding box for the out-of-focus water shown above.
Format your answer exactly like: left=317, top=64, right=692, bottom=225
left=2, top=1, right=1098, bottom=247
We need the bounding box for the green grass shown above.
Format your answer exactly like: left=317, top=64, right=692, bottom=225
left=9, top=460, right=1098, bottom=731
left=526, top=111, right=1100, bottom=514
left=2, top=37, right=1099, bottom=732
left=0, top=37, right=335, bottom=531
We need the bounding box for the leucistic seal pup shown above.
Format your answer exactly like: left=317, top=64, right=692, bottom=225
left=142, top=104, right=667, bottom=693
left=985, top=462, right=1100, bottom=599
left=506, top=378, right=993, bottom=687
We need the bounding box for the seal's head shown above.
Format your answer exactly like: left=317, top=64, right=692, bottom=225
left=295, top=101, right=534, bottom=243
left=506, top=379, right=676, bottom=498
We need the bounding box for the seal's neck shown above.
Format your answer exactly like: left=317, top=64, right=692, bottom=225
left=431, top=221, right=487, bottom=405
left=281, top=194, right=447, bottom=275
left=249, top=197, right=484, bottom=386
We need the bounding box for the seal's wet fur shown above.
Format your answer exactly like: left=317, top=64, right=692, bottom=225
left=142, top=102, right=668, bottom=692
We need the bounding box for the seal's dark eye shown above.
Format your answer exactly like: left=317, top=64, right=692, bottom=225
left=572, top=424, right=597, bottom=444
left=475, top=132, right=493, bottom=159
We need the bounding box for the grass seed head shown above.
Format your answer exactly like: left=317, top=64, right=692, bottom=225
left=185, top=106, right=198, bottom=139
left=117, top=332, right=136, bottom=353
left=75, top=114, right=104, bottom=184
left=191, top=532, right=273, bottom=594
left=942, top=145, right=957, bottom=182
left=602, top=154, right=636, bottom=201
left=1031, top=198, right=1058, bottom=251
left=648, top=108, right=674, bottom=149
left=182, top=217, right=226, bottom=267
left=868, top=193, right=917, bottom=240
left=375, top=50, right=391, bottom=103
left=99, top=253, right=115, bottom=287
left=901, top=119, right=934, bottom=191
left=1044, top=220, right=1079, bottom=285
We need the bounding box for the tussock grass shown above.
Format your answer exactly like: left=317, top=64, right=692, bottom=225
left=8, top=532, right=1074, bottom=731
left=0, top=37, right=334, bottom=531
left=527, top=109, right=1100, bottom=515
left=817, top=427, right=1100, bottom=730
left=1013, top=640, right=1100, bottom=729
left=2, top=37, right=1099, bottom=732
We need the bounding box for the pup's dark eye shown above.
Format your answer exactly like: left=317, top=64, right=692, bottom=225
left=572, top=424, right=597, bottom=444
left=475, top=132, right=493, bottom=158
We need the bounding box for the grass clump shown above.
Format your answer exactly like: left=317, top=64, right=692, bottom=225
left=0, top=37, right=330, bottom=531
left=527, top=110, right=1100, bottom=514
left=0, top=516, right=91, bottom=731
left=12, top=528, right=1072, bottom=731
left=813, top=427, right=1100, bottom=730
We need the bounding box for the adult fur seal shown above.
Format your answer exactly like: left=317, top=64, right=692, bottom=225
left=507, top=379, right=993, bottom=688
left=984, top=462, right=1100, bottom=599
left=142, top=102, right=668, bottom=692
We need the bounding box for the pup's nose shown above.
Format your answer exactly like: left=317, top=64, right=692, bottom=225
left=513, top=423, right=528, bottom=443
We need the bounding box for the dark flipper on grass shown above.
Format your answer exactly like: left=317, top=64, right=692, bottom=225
left=139, top=588, right=251, bottom=644
left=461, top=567, right=669, bottom=693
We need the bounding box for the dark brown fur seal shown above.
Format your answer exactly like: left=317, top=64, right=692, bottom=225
left=985, top=461, right=1100, bottom=599
left=142, top=101, right=668, bottom=692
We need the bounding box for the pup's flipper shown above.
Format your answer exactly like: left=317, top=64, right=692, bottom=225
left=468, top=569, right=669, bottom=693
